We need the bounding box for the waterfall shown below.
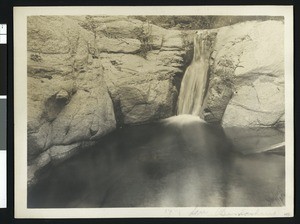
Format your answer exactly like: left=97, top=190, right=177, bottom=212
left=177, top=31, right=216, bottom=117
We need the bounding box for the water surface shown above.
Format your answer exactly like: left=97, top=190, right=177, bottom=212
left=28, top=116, right=285, bottom=208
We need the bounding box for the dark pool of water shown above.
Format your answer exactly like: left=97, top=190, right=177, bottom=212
left=28, top=117, right=285, bottom=208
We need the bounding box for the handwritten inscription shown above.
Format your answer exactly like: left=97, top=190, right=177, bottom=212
left=189, top=207, right=208, bottom=216
left=164, top=208, right=181, bottom=216
left=188, top=207, right=280, bottom=217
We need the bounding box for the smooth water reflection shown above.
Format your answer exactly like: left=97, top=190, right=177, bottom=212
left=28, top=118, right=285, bottom=208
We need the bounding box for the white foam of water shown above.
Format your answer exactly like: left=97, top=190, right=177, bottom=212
left=162, top=114, right=206, bottom=126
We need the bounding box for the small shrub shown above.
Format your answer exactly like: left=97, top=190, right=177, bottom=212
left=79, top=16, right=98, bottom=40
left=30, top=54, right=43, bottom=62
left=133, top=22, right=153, bottom=58
left=131, top=15, right=283, bottom=30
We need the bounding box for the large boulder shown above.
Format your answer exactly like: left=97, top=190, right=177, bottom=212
left=27, top=16, right=117, bottom=185
left=89, top=17, right=190, bottom=125
left=100, top=53, right=182, bottom=124
left=200, top=20, right=284, bottom=129
left=27, top=16, right=191, bottom=185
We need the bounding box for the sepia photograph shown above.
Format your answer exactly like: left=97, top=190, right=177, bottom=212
left=14, top=6, right=294, bottom=218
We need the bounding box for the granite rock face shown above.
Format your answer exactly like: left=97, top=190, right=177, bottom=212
left=27, top=16, right=114, bottom=185
left=27, top=16, right=191, bottom=185
left=93, top=18, right=189, bottom=125
left=199, top=20, right=284, bottom=129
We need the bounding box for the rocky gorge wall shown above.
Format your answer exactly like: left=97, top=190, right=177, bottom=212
left=27, top=16, right=284, bottom=185
left=27, top=16, right=192, bottom=185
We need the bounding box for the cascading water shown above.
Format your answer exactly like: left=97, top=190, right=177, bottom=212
left=177, top=30, right=217, bottom=117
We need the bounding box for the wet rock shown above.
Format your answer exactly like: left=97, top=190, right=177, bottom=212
left=49, top=143, right=81, bottom=161
left=224, top=127, right=284, bottom=155
left=28, top=152, right=51, bottom=186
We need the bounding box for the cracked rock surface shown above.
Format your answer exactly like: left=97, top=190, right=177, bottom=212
left=200, top=20, right=284, bottom=129
left=27, top=16, right=191, bottom=185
